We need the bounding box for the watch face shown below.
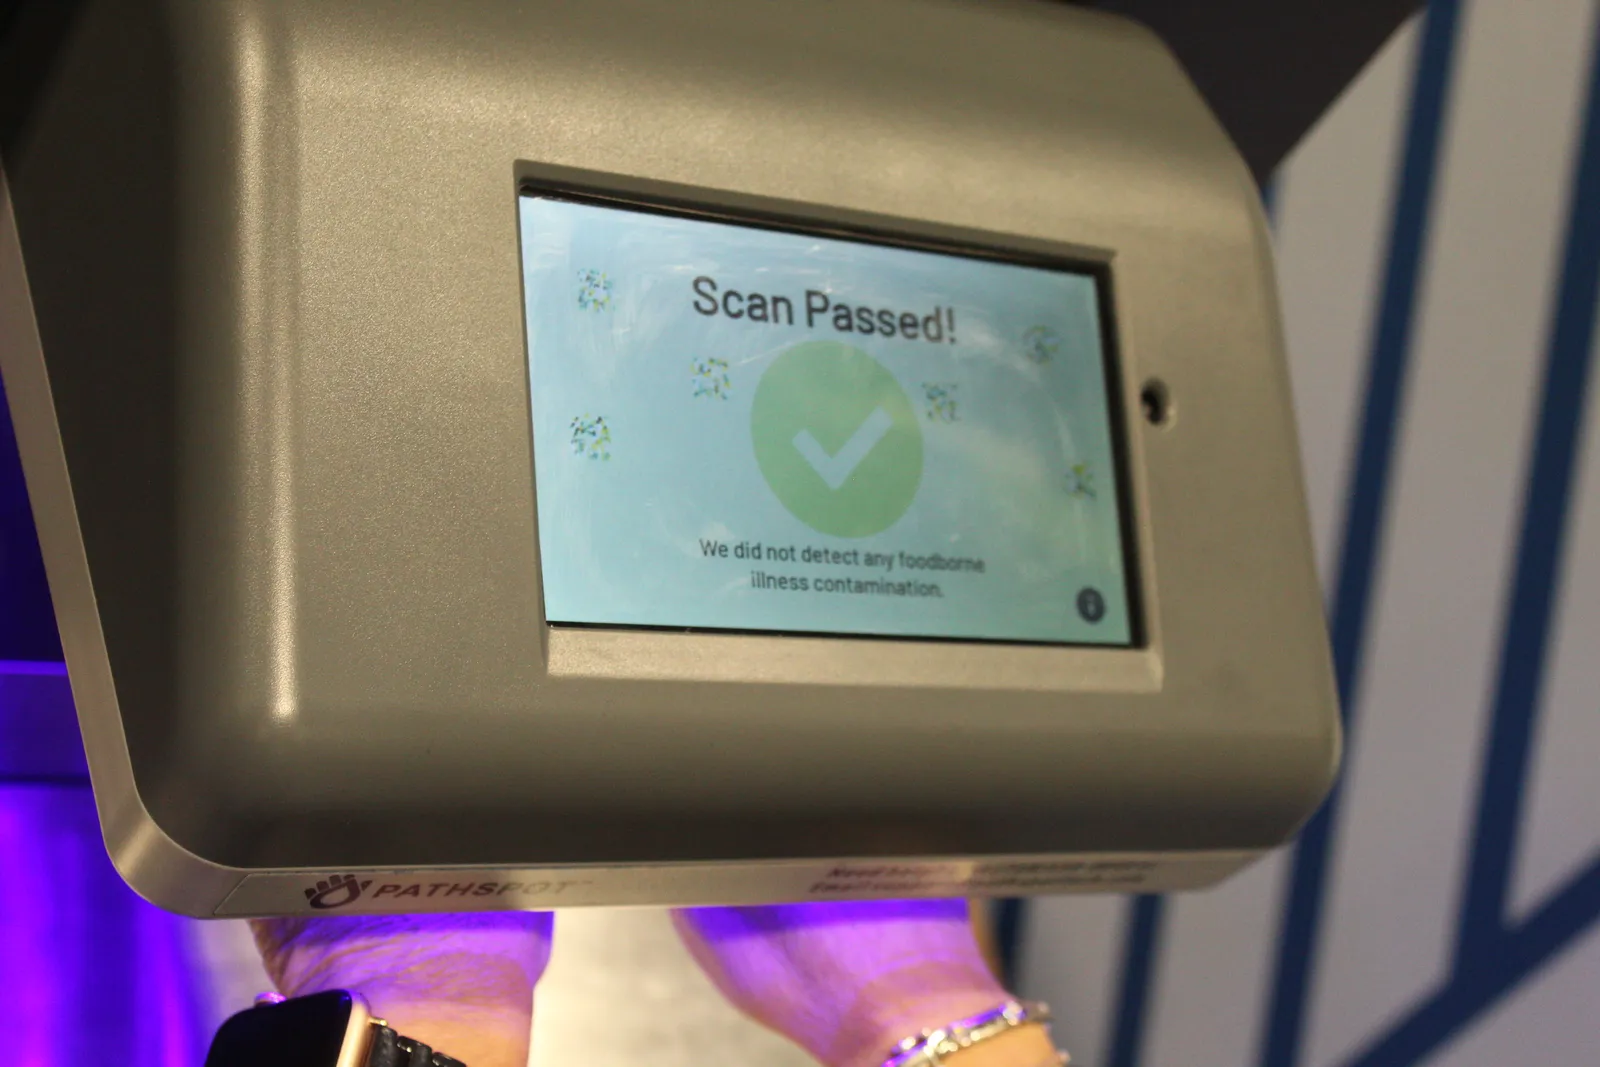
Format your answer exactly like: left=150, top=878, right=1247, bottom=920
left=204, top=990, right=356, bottom=1067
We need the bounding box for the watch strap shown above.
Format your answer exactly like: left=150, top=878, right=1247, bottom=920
left=363, top=1021, right=464, bottom=1067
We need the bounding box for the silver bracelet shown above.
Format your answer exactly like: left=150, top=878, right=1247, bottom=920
left=880, top=999, right=1068, bottom=1067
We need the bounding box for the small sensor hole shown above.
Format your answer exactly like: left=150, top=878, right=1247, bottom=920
left=1141, top=379, right=1173, bottom=427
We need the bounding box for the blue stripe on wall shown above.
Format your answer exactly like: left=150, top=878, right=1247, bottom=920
left=1106, top=895, right=1164, bottom=1067
left=1454, top=2, right=1600, bottom=971
left=1100, top=143, right=1287, bottom=1067
left=995, top=897, right=1026, bottom=988
left=1336, top=12, right=1600, bottom=1064
left=1259, top=4, right=1465, bottom=1066
left=1261, top=175, right=1283, bottom=227
left=1342, top=859, right=1600, bottom=1066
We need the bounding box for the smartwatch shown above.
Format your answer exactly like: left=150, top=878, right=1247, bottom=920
left=204, top=989, right=467, bottom=1067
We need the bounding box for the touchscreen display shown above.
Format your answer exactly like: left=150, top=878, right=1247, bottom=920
left=519, top=193, right=1136, bottom=646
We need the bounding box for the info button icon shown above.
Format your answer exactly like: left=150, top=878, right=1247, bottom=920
left=1076, top=587, right=1106, bottom=624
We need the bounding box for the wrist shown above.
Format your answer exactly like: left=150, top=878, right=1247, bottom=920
left=829, top=988, right=1004, bottom=1067
left=248, top=914, right=551, bottom=1067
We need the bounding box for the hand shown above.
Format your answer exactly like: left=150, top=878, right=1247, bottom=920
left=250, top=912, right=554, bottom=1067
left=673, top=899, right=1055, bottom=1067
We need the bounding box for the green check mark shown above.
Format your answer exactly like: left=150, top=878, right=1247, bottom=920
left=751, top=341, right=923, bottom=537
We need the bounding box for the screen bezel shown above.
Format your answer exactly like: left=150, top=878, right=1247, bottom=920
left=516, top=179, right=1146, bottom=650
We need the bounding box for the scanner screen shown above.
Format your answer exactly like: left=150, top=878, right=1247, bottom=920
left=519, top=193, right=1136, bottom=646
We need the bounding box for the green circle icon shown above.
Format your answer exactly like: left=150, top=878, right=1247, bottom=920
left=751, top=341, right=923, bottom=538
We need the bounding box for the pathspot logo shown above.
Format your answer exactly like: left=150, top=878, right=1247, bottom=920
left=300, top=874, right=591, bottom=910
left=305, top=873, right=371, bottom=910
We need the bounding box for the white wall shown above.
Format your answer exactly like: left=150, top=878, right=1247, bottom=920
left=1020, top=2, right=1600, bottom=1065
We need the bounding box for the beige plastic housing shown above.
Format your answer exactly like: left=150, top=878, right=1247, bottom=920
left=0, top=0, right=1337, bottom=917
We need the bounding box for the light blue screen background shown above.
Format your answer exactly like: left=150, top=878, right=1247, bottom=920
left=520, top=196, right=1134, bottom=645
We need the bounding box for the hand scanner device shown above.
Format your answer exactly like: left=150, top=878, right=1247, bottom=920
left=0, top=0, right=1339, bottom=917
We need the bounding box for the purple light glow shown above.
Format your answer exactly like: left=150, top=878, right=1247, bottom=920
left=674, top=898, right=1004, bottom=1067
left=0, top=785, right=210, bottom=1066
left=680, top=898, right=969, bottom=938
left=0, top=660, right=67, bottom=676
